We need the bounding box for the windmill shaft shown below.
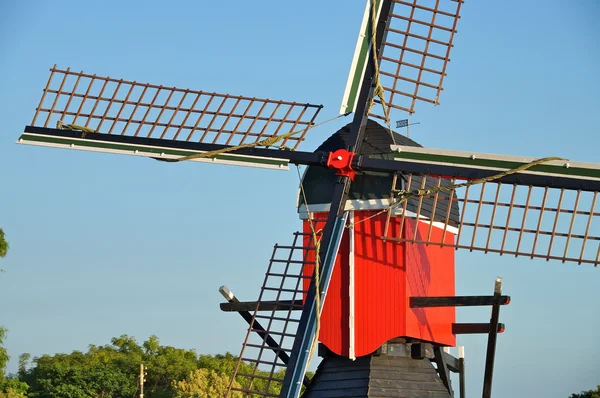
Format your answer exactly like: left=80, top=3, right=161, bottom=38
left=279, top=213, right=348, bottom=398
left=280, top=1, right=395, bottom=396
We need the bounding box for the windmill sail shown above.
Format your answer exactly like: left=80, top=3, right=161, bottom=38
left=227, top=231, right=316, bottom=397
left=20, top=66, right=323, bottom=170
left=382, top=146, right=600, bottom=266
left=341, top=0, right=463, bottom=118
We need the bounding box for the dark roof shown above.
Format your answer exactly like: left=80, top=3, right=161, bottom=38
left=299, top=119, right=460, bottom=225
left=302, top=354, right=452, bottom=398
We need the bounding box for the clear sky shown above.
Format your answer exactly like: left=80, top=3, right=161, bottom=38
left=1, top=1, right=599, bottom=397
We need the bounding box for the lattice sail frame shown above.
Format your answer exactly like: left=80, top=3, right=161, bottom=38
left=341, top=0, right=463, bottom=119
left=20, top=66, right=323, bottom=170
left=384, top=146, right=600, bottom=266
left=228, top=232, right=316, bottom=397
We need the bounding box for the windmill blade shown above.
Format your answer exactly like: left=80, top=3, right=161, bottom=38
left=341, top=0, right=463, bottom=118
left=19, top=66, right=323, bottom=170
left=227, top=231, right=316, bottom=397
left=381, top=146, right=600, bottom=266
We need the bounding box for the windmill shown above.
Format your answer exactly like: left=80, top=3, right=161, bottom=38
left=16, top=0, right=599, bottom=397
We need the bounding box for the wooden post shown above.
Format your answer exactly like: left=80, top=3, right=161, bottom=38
left=459, top=346, right=466, bottom=398
left=139, top=363, right=145, bottom=398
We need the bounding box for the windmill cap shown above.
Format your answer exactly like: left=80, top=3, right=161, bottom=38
left=297, top=119, right=460, bottom=225
left=297, top=119, right=421, bottom=212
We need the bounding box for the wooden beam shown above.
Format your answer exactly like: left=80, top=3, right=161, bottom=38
left=219, top=299, right=302, bottom=312
left=433, top=346, right=454, bottom=396
left=453, top=323, right=505, bottom=335
left=482, top=278, right=503, bottom=398
left=410, top=295, right=510, bottom=308
left=218, top=286, right=310, bottom=388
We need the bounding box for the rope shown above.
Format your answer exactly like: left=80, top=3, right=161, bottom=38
left=346, top=156, right=567, bottom=229
left=367, top=0, right=396, bottom=145
left=174, top=113, right=349, bottom=162
left=57, top=120, right=95, bottom=134
left=296, top=166, right=322, bottom=366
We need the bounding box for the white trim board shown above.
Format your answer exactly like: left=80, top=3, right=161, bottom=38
left=298, top=200, right=459, bottom=234
left=18, top=133, right=289, bottom=171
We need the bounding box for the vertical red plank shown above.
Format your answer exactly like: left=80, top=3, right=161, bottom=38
left=353, top=211, right=407, bottom=356
left=302, top=215, right=350, bottom=356
left=404, top=219, right=456, bottom=347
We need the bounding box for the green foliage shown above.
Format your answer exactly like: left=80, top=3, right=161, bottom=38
left=570, top=385, right=600, bottom=398
left=20, top=335, right=213, bottom=398
left=142, top=341, right=198, bottom=398
left=25, top=350, right=137, bottom=398
left=0, top=377, right=29, bottom=398
left=196, top=353, right=286, bottom=396
left=0, top=388, right=26, bottom=398
left=0, top=328, right=9, bottom=380
left=13, top=335, right=307, bottom=398
left=0, top=229, right=8, bottom=258
left=172, top=368, right=242, bottom=398
left=17, top=355, right=30, bottom=378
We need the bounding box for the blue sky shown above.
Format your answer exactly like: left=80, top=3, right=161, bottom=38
left=1, top=1, right=599, bottom=397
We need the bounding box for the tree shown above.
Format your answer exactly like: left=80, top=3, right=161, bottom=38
left=0, top=346, right=27, bottom=398
left=15, top=335, right=301, bottom=398
left=20, top=335, right=202, bottom=398
left=0, top=231, right=9, bottom=384
left=0, top=377, right=28, bottom=398
left=25, top=350, right=137, bottom=398
left=140, top=337, right=198, bottom=398
left=0, top=229, right=8, bottom=258
left=570, top=386, right=600, bottom=398
left=0, top=328, right=8, bottom=380
left=17, top=354, right=30, bottom=378
left=172, top=368, right=242, bottom=398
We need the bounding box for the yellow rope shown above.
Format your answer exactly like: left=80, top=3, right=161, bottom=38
left=346, top=156, right=567, bottom=229
left=175, top=113, right=349, bottom=162
left=57, top=120, right=96, bottom=133
left=296, top=166, right=322, bottom=366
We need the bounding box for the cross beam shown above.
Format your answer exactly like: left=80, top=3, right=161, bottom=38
left=20, top=125, right=600, bottom=192
left=218, top=286, right=311, bottom=388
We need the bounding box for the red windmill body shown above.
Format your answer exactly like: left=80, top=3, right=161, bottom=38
left=299, top=120, right=457, bottom=358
